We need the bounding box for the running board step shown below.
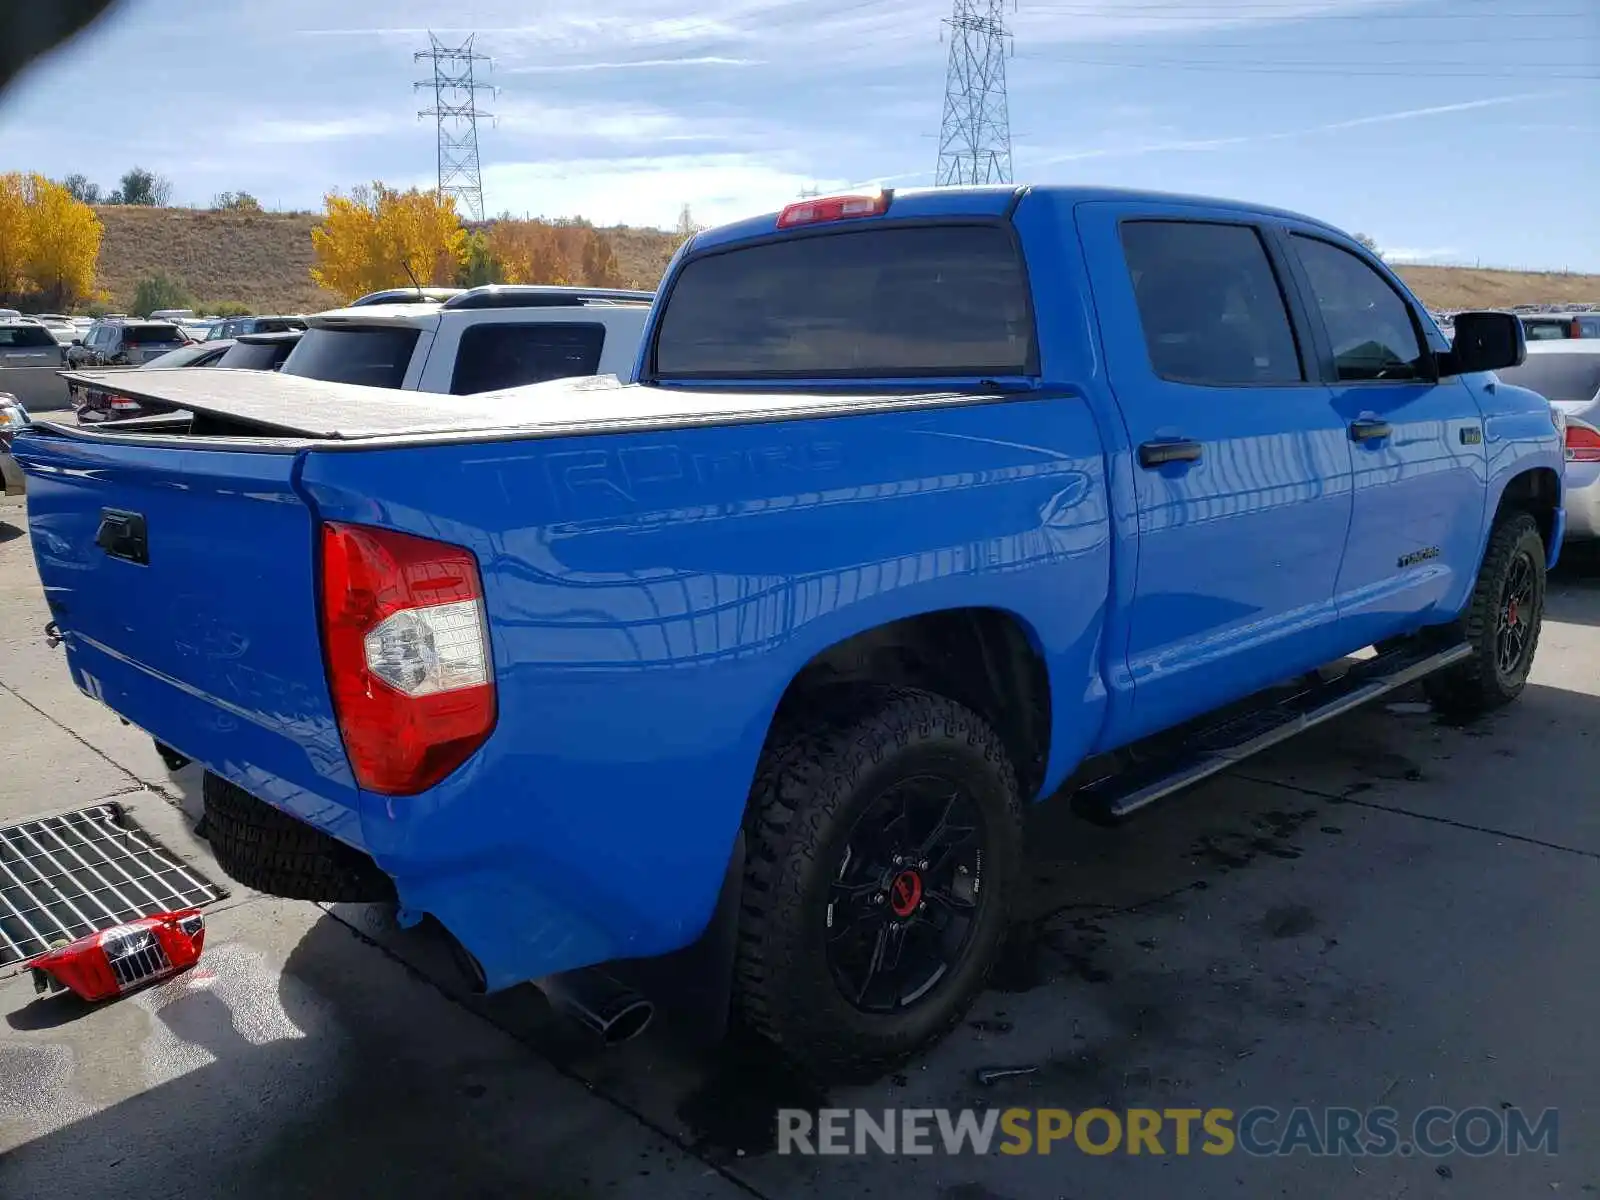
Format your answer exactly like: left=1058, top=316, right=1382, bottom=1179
left=1072, top=641, right=1473, bottom=825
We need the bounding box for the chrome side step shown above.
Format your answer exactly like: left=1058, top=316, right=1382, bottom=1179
left=1072, top=641, right=1473, bottom=825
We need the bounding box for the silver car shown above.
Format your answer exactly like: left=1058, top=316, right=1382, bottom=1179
left=0, top=320, right=67, bottom=368
left=1494, top=341, right=1600, bottom=541
left=1, top=392, right=28, bottom=496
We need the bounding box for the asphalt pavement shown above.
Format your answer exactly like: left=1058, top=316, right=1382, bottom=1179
left=1, top=488, right=1596, bottom=1199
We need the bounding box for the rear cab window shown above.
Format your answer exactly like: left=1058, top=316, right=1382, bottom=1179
left=451, top=322, right=606, bottom=394
left=280, top=325, right=420, bottom=389
left=652, top=224, right=1036, bottom=379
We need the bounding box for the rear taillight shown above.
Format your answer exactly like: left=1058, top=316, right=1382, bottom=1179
left=319, top=522, right=495, bottom=795
left=1567, top=421, right=1600, bottom=463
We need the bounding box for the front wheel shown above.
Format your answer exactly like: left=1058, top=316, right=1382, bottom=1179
left=733, top=688, right=1023, bottom=1078
left=1423, top=510, right=1546, bottom=716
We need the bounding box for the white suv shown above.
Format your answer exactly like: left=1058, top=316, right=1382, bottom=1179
left=279, top=285, right=654, bottom=395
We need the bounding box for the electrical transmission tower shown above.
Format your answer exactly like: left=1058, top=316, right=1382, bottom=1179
left=414, top=33, right=495, bottom=220
left=935, top=0, right=1014, bottom=187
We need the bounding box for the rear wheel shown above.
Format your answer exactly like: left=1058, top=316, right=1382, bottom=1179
left=201, top=772, right=395, bottom=903
left=733, top=688, right=1023, bottom=1078
left=1423, top=511, right=1546, bottom=716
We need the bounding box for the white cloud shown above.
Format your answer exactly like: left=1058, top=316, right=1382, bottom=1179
left=238, top=114, right=406, bottom=145
left=1029, top=91, right=1563, bottom=168
left=482, top=153, right=850, bottom=227
left=501, top=56, right=761, bottom=74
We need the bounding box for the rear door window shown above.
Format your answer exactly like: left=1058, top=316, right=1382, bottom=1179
left=450, top=323, right=606, bottom=394
left=653, top=224, right=1036, bottom=379
left=1120, top=220, right=1304, bottom=386
left=1290, top=235, right=1428, bottom=382
left=280, top=325, right=419, bottom=388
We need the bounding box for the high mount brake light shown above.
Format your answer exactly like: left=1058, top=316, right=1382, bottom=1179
left=1566, top=421, right=1600, bottom=464
left=320, top=522, right=496, bottom=795
left=775, top=190, right=893, bottom=229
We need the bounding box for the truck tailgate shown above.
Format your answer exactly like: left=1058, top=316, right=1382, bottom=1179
left=14, top=429, right=363, bottom=841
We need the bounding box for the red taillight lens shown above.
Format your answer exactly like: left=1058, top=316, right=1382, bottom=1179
left=776, top=190, right=892, bottom=229
left=1567, top=422, right=1600, bottom=463
left=29, top=910, right=205, bottom=1002
left=319, top=522, right=496, bottom=795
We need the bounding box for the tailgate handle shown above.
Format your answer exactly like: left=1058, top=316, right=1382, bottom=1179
left=96, top=508, right=149, bottom=565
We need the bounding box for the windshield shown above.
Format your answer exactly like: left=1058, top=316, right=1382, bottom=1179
left=0, top=325, right=60, bottom=347
left=653, top=223, right=1036, bottom=380
left=279, top=325, right=418, bottom=388
left=1495, top=353, right=1600, bottom=404
left=217, top=339, right=293, bottom=370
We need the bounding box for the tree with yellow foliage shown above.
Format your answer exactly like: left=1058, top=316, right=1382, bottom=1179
left=486, top=220, right=571, bottom=286
left=0, top=173, right=33, bottom=302
left=485, top=218, right=625, bottom=289
left=23, top=174, right=102, bottom=309
left=310, top=183, right=468, bottom=302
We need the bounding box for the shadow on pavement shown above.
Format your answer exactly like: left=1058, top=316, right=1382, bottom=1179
left=0, top=920, right=661, bottom=1200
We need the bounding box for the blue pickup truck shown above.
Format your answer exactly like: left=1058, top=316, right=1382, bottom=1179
left=17, top=185, right=1563, bottom=1075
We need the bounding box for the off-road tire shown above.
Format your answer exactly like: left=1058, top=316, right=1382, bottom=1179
left=732, top=687, right=1024, bottom=1078
left=1422, top=510, right=1546, bottom=716
left=201, top=772, right=395, bottom=903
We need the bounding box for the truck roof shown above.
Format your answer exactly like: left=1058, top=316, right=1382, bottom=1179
left=688, top=184, right=1346, bottom=255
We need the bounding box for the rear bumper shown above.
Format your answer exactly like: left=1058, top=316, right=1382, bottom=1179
left=1563, top=461, right=1600, bottom=540
left=60, top=634, right=736, bottom=994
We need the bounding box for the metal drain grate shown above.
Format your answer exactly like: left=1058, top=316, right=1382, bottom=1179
left=0, top=803, right=226, bottom=968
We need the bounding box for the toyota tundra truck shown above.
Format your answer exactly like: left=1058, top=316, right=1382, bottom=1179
left=14, top=185, right=1564, bottom=1076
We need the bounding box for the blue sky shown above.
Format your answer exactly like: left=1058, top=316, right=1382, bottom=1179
left=1, top=0, right=1595, bottom=270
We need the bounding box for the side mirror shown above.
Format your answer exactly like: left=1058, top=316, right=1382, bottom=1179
left=71, top=338, right=83, bottom=346
left=1442, top=311, right=1525, bottom=376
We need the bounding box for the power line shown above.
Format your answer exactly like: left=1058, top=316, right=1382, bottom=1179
left=1015, top=55, right=1598, bottom=77
left=937, top=0, right=1016, bottom=186
left=414, top=32, right=495, bottom=222
left=1024, top=5, right=1593, bottom=17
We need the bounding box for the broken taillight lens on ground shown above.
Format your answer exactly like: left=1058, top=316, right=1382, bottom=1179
left=27, top=909, right=206, bottom=1002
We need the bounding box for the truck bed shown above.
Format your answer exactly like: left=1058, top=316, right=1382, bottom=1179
left=57, top=368, right=1011, bottom=446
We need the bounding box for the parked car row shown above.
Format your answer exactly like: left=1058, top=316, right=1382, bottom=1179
left=71, top=330, right=303, bottom=422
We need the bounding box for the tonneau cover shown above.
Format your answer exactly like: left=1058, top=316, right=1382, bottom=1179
left=57, top=368, right=995, bottom=443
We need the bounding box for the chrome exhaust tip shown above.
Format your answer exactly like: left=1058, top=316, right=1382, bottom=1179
left=537, top=969, right=655, bottom=1045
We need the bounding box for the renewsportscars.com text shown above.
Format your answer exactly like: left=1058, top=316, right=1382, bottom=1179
left=777, top=1106, right=1559, bottom=1158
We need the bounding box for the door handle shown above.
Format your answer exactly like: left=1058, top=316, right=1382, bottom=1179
left=1138, top=438, right=1203, bottom=468
left=1349, top=417, right=1392, bottom=443
left=95, top=508, right=149, bottom=565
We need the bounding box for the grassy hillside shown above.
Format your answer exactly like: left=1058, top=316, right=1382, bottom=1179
left=92, top=205, right=1599, bottom=315
left=94, top=206, right=339, bottom=314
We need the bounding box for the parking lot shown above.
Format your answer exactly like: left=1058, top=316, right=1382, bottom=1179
left=1, top=487, right=1596, bottom=1199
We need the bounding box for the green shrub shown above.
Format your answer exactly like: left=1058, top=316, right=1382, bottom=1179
left=131, top=272, right=194, bottom=317
left=205, top=300, right=252, bottom=318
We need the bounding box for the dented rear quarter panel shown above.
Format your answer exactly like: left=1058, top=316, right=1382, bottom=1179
left=297, top=396, right=1112, bottom=987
